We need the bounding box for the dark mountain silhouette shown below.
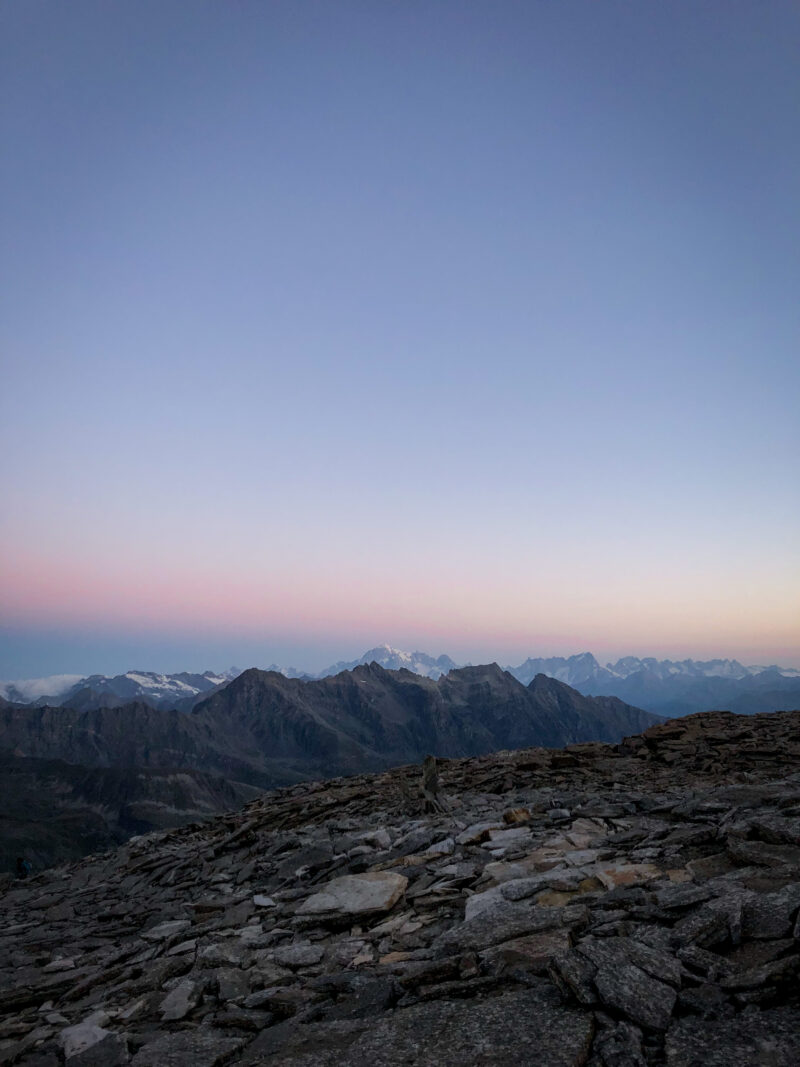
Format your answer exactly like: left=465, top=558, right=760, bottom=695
left=0, top=751, right=260, bottom=871
left=0, top=664, right=659, bottom=790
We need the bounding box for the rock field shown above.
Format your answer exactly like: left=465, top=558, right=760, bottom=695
left=1, top=709, right=799, bottom=1066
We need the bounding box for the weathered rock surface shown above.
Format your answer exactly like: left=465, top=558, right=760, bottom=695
left=250, top=985, right=595, bottom=1066
left=0, top=708, right=798, bottom=1065
left=296, top=873, right=408, bottom=918
left=665, top=1007, right=800, bottom=1065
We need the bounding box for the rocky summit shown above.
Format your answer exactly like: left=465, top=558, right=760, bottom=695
left=1, top=709, right=799, bottom=1066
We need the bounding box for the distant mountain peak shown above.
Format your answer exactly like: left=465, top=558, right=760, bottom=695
left=319, top=646, right=459, bottom=681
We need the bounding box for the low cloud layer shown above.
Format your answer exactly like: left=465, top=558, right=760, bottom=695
left=0, top=674, right=84, bottom=702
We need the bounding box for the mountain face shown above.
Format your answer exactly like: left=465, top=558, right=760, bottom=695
left=0, top=665, right=659, bottom=791
left=0, top=752, right=259, bottom=872
left=189, top=663, right=660, bottom=782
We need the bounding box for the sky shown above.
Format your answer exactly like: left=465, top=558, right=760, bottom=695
left=1, top=1, right=799, bottom=678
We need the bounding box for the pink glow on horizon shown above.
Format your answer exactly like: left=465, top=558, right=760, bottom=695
left=3, top=546, right=798, bottom=668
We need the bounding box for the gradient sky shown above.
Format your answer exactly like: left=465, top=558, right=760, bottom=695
left=2, top=1, right=799, bottom=678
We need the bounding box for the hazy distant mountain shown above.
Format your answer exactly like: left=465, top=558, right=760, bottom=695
left=568, top=661, right=800, bottom=717
left=504, top=653, right=799, bottom=687
left=0, top=665, right=659, bottom=789
left=318, top=644, right=461, bottom=680
left=502, top=654, right=800, bottom=717
left=605, top=656, right=754, bottom=681
left=748, top=664, right=800, bottom=678
left=0, top=668, right=242, bottom=711
left=263, top=664, right=315, bottom=680
left=0, top=750, right=259, bottom=871
left=3, top=649, right=799, bottom=717
left=506, top=652, right=617, bottom=688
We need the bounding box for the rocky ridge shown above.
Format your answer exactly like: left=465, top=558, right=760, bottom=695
left=0, top=666, right=659, bottom=790
left=1, top=709, right=799, bottom=1065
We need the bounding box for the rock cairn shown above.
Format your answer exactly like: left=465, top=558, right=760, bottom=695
left=1, top=709, right=799, bottom=1066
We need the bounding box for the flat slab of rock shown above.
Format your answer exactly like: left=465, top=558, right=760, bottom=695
left=69, top=1032, right=130, bottom=1066
left=253, top=894, right=276, bottom=908
left=131, top=1029, right=245, bottom=1066
left=160, top=977, right=201, bottom=1021
left=455, top=821, right=503, bottom=844
left=273, top=941, right=325, bottom=968
left=437, top=900, right=565, bottom=953
left=296, top=873, right=408, bottom=917
left=666, top=1008, right=800, bottom=1066
left=43, top=958, right=76, bottom=973
left=594, top=959, right=676, bottom=1030
left=141, top=919, right=191, bottom=942
left=253, top=986, right=594, bottom=1066
left=480, top=928, right=572, bottom=974
left=60, top=1020, right=114, bottom=1060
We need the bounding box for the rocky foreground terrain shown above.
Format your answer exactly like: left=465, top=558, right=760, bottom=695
left=1, top=709, right=799, bottom=1066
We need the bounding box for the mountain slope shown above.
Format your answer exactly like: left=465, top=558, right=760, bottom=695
left=190, top=662, right=659, bottom=778
left=0, top=665, right=660, bottom=789
left=0, top=752, right=260, bottom=871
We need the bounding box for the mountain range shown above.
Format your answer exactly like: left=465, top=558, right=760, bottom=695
left=512, top=652, right=800, bottom=717
left=0, top=668, right=240, bottom=710
left=3, top=645, right=799, bottom=716
left=0, top=664, right=658, bottom=787
left=0, top=664, right=658, bottom=866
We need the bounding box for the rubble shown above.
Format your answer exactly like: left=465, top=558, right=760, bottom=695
left=0, top=709, right=799, bottom=1065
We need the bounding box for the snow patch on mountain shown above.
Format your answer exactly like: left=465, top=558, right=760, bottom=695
left=320, top=644, right=461, bottom=680
left=1, top=669, right=243, bottom=709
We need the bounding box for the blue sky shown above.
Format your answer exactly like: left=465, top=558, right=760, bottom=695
left=1, top=1, right=798, bottom=677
